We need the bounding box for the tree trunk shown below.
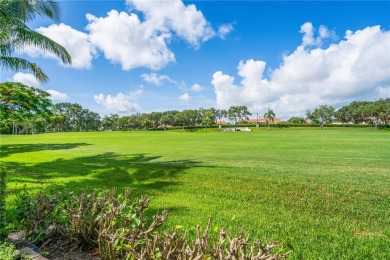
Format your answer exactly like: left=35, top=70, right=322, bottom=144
left=373, top=117, right=378, bottom=129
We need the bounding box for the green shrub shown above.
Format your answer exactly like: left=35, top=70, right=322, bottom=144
left=0, top=167, right=7, bottom=241
left=12, top=188, right=290, bottom=259
left=0, top=242, right=19, bottom=260
left=15, top=189, right=63, bottom=244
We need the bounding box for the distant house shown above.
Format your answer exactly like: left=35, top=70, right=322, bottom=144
left=240, top=117, right=282, bottom=125
left=216, top=120, right=228, bottom=125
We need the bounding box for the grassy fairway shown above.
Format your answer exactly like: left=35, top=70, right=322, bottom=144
left=1, top=128, right=389, bottom=259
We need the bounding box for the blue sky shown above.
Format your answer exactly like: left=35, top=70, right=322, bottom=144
left=2, top=0, right=390, bottom=119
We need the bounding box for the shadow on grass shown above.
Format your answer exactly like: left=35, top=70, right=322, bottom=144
left=4, top=151, right=209, bottom=197
left=0, top=143, right=91, bottom=158
left=1, top=143, right=212, bottom=219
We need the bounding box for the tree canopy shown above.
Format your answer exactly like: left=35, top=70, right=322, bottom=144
left=263, top=108, right=276, bottom=129
left=306, top=105, right=335, bottom=129
left=0, top=82, right=52, bottom=120
left=227, top=105, right=251, bottom=130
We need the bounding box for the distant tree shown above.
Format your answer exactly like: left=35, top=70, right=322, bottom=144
left=141, top=118, right=150, bottom=129
left=148, top=112, right=162, bottom=128
left=306, top=105, right=335, bottom=129
left=336, top=101, right=370, bottom=124
left=0, top=82, right=53, bottom=122
left=214, top=109, right=227, bottom=128
left=378, top=98, right=390, bottom=126
left=49, top=113, right=65, bottom=132
left=82, top=110, right=101, bottom=131
left=52, top=102, right=88, bottom=131
left=202, top=110, right=213, bottom=132
left=263, top=108, right=276, bottom=129
left=160, top=114, right=170, bottom=130
left=182, top=109, right=199, bottom=127
left=362, top=102, right=380, bottom=129
left=174, top=111, right=186, bottom=130
left=287, top=117, right=306, bottom=124
left=102, top=114, right=119, bottom=131
left=227, top=105, right=251, bottom=130
left=208, top=107, right=218, bottom=123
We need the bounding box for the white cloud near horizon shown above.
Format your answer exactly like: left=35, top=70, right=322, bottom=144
left=94, top=90, right=143, bottom=113
left=11, top=72, right=40, bottom=87
left=179, top=92, right=190, bottom=102
left=47, top=90, right=69, bottom=101
left=21, top=23, right=96, bottom=69
left=191, top=83, right=204, bottom=92
left=10, top=72, right=69, bottom=101
left=212, top=25, right=390, bottom=118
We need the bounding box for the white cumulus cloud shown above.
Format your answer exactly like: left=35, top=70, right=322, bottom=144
left=127, top=0, right=217, bottom=48
left=87, top=10, right=174, bottom=71
left=141, top=73, right=177, bottom=85
left=191, top=83, right=204, bottom=92
left=218, top=24, right=234, bottom=39
left=179, top=93, right=190, bottom=102
left=300, top=22, right=334, bottom=48
left=94, top=90, right=143, bottom=113
left=212, top=25, right=390, bottom=118
left=21, top=0, right=231, bottom=71
left=47, top=90, right=69, bottom=101
left=21, top=23, right=96, bottom=69
left=11, top=72, right=40, bottom=87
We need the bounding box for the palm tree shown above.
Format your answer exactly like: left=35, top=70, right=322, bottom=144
left=202, top=110, right=213, bottom=132
left=263, top=108, right=275, bottom=129
left=0, top=0, right=71, bottom=82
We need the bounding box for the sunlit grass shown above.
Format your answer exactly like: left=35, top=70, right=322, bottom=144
left=1, top=128, right=389, bottom=259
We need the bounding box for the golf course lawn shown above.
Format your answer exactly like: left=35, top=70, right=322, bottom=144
left=1, top=128, right=389, bottom=259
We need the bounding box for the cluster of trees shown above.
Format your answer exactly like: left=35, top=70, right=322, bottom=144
left=306, top=99, right=390, bottom=129
left=99, top=105, right=252, bottom=131
left=335, top=99, right=390, bottom=128
left=0, top=82, right=256, bottom=134
left=1, top=82, right=389, bottom=134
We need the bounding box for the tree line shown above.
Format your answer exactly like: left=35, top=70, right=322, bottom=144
left=1, top=82, right=389, bottom=134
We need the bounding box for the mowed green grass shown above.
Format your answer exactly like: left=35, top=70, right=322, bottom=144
left=1, top=128, right=389, bottom=259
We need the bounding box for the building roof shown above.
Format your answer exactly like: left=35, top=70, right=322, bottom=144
left=216, top=120, right=228, bottom=125
left=239, top=118, right=282, bottom=123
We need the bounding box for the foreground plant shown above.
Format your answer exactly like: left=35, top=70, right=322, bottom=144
left=0, top=242, right=19, bottom=260
left=0, top=167, right=7, bottom=240
left=15, top=188, right=290, bottom=259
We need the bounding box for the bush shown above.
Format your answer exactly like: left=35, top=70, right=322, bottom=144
left=0, top=242, right=19, bottom=260
left=14, top=188, right=290, bottom=259
left=15, top=190, right=63, bottom=244
left=0, top=167, right=8, bottom=241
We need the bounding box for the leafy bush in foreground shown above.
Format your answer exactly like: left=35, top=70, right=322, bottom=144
left=15, top=188, right=290, bottom=259
left=0, top=242, right=19, bottom=260
left=0, top=167, right=7, bottom=241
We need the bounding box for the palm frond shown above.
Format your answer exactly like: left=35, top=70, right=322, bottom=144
left=5, top=0, right=61, bottom=22
left=0, top=56, right=48, bottom=83
left=12, top=25, right=71, bottom=64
